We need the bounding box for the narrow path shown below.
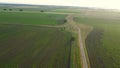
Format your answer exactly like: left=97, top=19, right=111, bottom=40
left=78, top=28, right=89, bottom=68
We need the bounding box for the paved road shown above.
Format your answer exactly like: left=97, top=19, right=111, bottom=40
left=78, top=28, right=89, bottom=68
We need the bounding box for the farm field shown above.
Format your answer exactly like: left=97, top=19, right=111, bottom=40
left=49, top=8, right=82, bottom=13
left=75, top=11, right=120, bottom=68
left=0, top=4, right=82, bottom=68
left=0, top=24, right=72, bottom=68
left=2, top=3, right=120, bottom=68
left=0, top=12, right=66, bottom=25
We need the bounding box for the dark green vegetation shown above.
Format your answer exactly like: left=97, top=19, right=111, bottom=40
left=70, top=35, right=81, bottom=68
left=85, top=28, right=104, bottom=68
left=0, top=12, right=66, bottom=25
left=75, top=13, right=120, bottom=68
left=0, top=24, right=72, bottom=68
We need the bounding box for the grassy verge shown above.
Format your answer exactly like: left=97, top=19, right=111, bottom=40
left=70, top=33, right=81, bottom=68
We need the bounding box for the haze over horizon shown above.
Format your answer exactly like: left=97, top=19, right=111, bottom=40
left=0, top=0, right=120, bottom=9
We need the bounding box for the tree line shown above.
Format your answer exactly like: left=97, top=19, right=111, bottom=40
left=2, top=8, right=44, bottom=12
left=3, top=8, right=23, bottom=11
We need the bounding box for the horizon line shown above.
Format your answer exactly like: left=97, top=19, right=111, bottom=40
left=0, top=2, right=120, bottom=10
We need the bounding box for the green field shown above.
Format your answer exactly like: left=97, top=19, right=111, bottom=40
left=0, top=6, right=80, bottom=68
left=75, top=12, right=120, bottom=68
left=2, top=4, right=120, bottom=68
left=0, top=6, right=73, bottom=68
left=49, top=9, right=81, bottom=13
left=0, top=12, right=66, bottom=25
left=0, top=24, right=72, bottom=68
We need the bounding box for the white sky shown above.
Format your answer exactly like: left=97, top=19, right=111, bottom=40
left=0, top=0, right=120, bottom=9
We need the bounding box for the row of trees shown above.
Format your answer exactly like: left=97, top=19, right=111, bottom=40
left=2, top=8, right=44, bottom=12
left=3, top=8, right=23, bottom=11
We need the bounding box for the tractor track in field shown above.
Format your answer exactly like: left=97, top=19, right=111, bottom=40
left=0, top=23, right=63, bottom=28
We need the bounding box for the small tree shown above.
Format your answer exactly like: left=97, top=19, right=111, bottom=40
left=19, top=9, right=23, bottom=11
left=71, top=37, right=75, bottom=42
left=40, top=10, right=44, bottom=13
left=64, top=19, right=67, bottom=23
left=9, top=9, right=12, bottom=11
left=3, top=9, right=7, bottom=11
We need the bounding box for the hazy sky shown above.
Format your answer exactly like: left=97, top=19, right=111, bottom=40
left=0, top=0, right=120, bottom=9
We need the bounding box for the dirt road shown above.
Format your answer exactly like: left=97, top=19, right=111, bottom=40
left=78, top=28, right=89, bottom=68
